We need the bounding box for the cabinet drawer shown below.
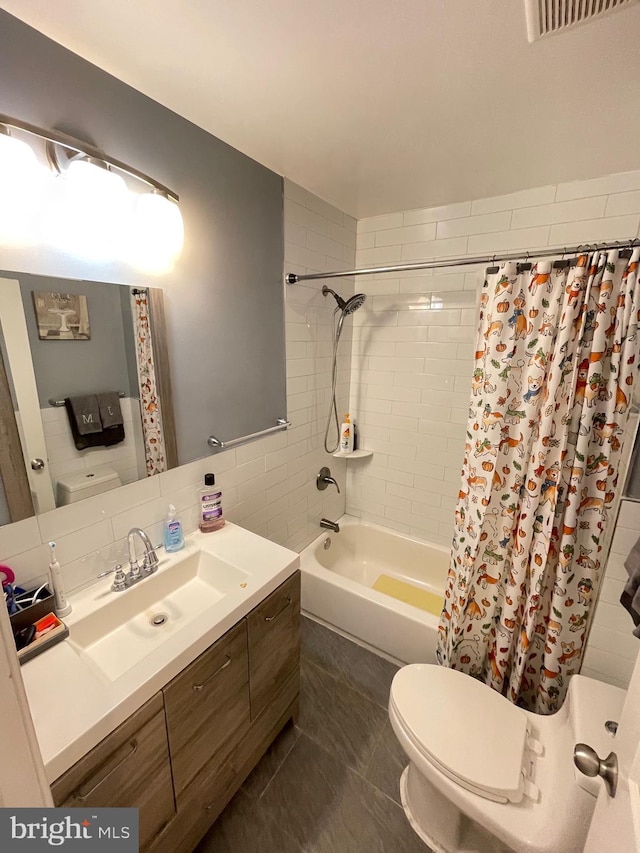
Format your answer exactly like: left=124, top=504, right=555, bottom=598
left=149, top=743, right=239, bottom=853
left=163, top=620, right=250, bottom=798
left=51, top=693, right=175, bottom=852
left=247, top=571, right=300, bottom=720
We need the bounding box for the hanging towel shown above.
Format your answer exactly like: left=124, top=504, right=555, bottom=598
left=65, top=395, right=102, bottom=435
left=64, top=394, right=125, bottom=450
left=620, top=534, right=640, bottom=637
left=97, top=392, right=125, bottom=446
left=65, top=396, right=105, bottom=451
left=97, top=392, right=123, bottom=428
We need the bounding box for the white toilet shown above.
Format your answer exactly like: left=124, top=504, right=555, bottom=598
left=389, top=664, right=625, bottom=853
left=56, top=465, right=122, bottom=505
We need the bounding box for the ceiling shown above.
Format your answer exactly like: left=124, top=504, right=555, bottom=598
left=1, top=0, right=640, bottom=218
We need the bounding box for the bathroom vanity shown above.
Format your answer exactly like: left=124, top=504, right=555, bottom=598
left=51, top=572, right=300, bottom=851
left=20, top=524, right=300, bottom=852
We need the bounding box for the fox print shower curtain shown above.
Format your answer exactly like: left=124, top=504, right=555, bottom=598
left=437, top=248, right=640, bottom=713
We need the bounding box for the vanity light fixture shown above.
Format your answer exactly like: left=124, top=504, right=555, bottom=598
left=52, top=156, right=130, bottom=260
left=128, top=188, right=185, bottom=273
left=0, top=125, right=43, bottom=244
left=0, top=114, right=184, bottom=270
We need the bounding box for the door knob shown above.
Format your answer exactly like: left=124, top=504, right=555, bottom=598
left=30, top=458, right=45, bottom=471
left=573, top=743, right=618, bottom=797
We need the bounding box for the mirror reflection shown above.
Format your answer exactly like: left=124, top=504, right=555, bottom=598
left=0, top=273, right=176, bottom=526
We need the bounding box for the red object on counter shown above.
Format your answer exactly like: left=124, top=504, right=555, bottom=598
left=34, top=612, right=61, bottom=638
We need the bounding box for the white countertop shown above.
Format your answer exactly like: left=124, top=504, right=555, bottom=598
left=20, top=523, right=299, bottom=783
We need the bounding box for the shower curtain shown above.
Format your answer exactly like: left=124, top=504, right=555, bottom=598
left=131, top=289, right=167, bottom=476
left=437, top=248, right=640, bottom=713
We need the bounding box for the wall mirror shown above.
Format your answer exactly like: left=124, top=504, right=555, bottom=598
left=0, top=272, right=177, bottom=526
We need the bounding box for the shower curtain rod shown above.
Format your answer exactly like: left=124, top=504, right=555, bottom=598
left=285, top=238, right=640, bottom=284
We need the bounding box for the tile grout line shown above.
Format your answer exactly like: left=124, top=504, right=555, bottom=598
left=256, top=725, right=303, bottom=803
left=302, top=643, right=395, bottom=710
left=298, top=724, right=406, bottom=812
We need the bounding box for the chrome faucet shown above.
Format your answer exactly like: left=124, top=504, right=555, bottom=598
left=96, top=528, right=160, bottom=592
left=320, top=518, right=340, bottom=533
left=127, top=527, right=159, bottom=581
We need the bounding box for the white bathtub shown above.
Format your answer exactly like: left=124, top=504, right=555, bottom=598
left=300, top=515, right=449, bottom=664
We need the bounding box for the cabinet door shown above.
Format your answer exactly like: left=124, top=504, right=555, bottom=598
left=51, top=693, right=174, bottom=852
left=246, top=571, right=300, bottom=720
left=163, top=620, right=250, bottom=800
left=149, top=672, right=299, bottom=853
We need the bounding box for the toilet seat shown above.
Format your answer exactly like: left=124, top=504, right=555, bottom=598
left=390, top=664, right=530, bottom=803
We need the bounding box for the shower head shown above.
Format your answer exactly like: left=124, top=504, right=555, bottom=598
left=322, top=285, right=367, bottom=315
left=343, top=293, right=367, bottom=315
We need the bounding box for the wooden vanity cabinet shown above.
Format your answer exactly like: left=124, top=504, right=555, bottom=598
left=247, top=570, right=300, bottom=719
left=52, top=570, right=301, bottom=853
left=163, top=619, right=250, bottom=801
left=51, top=693, right=175, bottom=853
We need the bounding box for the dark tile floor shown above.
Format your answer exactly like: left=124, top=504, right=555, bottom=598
left=196, top=616, right=428, bottom=853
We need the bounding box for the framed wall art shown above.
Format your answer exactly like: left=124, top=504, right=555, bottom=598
left=32, top=291, right=91, bottom=341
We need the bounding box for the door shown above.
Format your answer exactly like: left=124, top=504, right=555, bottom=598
left=0, top=349, right=34, bottom=522
left=583, top=650, right=640, bottom=852
left=0, top=277, right=55, bottom=513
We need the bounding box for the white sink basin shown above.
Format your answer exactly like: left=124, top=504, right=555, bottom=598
left=69, top=549, right=249, bottom=682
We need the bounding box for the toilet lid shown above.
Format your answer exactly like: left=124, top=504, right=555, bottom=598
left=390, top=664, right=529, bottom=802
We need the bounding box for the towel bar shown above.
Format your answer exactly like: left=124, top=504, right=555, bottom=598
left=49, top=391, right=127, bottom=407
left=208, top=419, right=290, bottom=451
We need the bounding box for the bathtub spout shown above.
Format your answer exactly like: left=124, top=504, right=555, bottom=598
left=320, top=518, right=340, bottom=533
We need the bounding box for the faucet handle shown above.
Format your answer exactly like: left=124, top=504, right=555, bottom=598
left=128, top=558, right=142, bottom=582
left=143, top=549, right=159, bottom=574
left=317, top=466, right=341, bottom=493
left=97, top=565, right=117, bottom=579
left=111, top=565, right=128, bottom=592
left=98, top=563, right=126, bottom=583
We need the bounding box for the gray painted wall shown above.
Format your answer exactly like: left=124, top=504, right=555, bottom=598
left=9, top=273, right=133, bottom=407
left=0, top=10, right=286, bottom=465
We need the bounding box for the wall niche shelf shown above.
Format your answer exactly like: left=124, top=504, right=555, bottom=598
left=332, top=449, right=373, bottom=459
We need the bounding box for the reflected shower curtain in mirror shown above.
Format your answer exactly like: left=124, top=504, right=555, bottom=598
left=437, top=249, right=640, bottom=713
left=131, top=289, right=167, bottom=476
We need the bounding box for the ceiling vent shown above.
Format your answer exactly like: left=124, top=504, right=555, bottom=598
left=525, top=0, right=640, bottom=41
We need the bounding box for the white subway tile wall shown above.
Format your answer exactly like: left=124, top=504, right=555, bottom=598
left=582, top=499, right=640, bottom=689
left=0, top=179, right=355, bottom=595
left=351, top=169, right=640, bottom=683
left=347, top=282, right=476, bottom=545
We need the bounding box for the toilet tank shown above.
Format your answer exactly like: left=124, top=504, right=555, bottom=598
left=56, top=466, right=122, bottom=505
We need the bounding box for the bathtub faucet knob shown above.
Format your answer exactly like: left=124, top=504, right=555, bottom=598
left=320, top=518, right=340, bottom=533
left=317, top=466, right=341, bottom=494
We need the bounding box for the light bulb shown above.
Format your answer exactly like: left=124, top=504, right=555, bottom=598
left=50, top=157, right=130, bottom=260
left=128, top=191, right=184, bottom=274
left=0, top=132, right=42, bottom=245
